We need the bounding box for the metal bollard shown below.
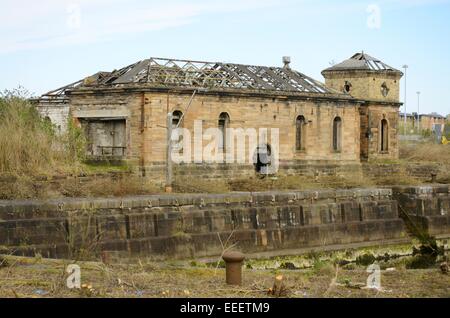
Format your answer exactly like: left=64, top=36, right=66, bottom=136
left=431, top=173, right=437, bottom=183
left=222, top=251, right=245, bottom=285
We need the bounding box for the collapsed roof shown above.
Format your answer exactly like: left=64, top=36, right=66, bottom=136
left=93, top=57, right=333, bottom=93
left=39, top=72, right=111, bottom=101
left=41, top=57, right=343, bottom=100
left=323, top=52, right=402, bottom=74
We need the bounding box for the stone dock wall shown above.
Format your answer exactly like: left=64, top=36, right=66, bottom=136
left=392, top=185, right=450, bottom=237
left=0, top=185, right=449, bottom=260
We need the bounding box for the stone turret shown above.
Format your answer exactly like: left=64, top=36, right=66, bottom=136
left=322, top=52, right=403, bottom=102
left=322, top=53, right=404, bottom=161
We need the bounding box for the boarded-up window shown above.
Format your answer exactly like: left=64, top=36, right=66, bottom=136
left=218, top=112, right=230, bottom=151
left=333, top=117, right=342, bottom=152
left=296, top=115, right=306, bottom=151
left=380, top=119, right=388, bottom=152
left=81, top=119, right=126, bottom=158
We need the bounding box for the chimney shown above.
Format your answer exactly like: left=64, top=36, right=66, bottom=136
left=282, top=56, right=291, bottom=69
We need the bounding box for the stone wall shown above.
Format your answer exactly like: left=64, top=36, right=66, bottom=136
left=322, top=70, right=402, bottom=103
left=35, top=100, right=70, bottom=133
left=0, top=188, right=409, bottom=260
left=362, top=163, right=446, bottom=181
left=362, top=104, right=400, bottom=160
left=141, top=91, right=361, bottom=163
left=392, top=185, right=450, bottom=237
left=140, top=161, right=362, bottom=182
left=70, top=92, right=141, bottom=165
left=141, top=161, right=443, bottom=183
left=68, top=89, right=363, bottom=180
left=322, top=69, right=402, bottom=162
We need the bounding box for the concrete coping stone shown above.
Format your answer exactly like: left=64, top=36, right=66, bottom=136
left=0, top=186, right=443, bottom=215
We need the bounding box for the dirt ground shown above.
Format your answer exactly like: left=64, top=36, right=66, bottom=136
left=1, top=244, right=449, bottom=298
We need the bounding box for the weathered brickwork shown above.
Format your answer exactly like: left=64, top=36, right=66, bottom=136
left=392, top=185, right=450, bottom=237
left=362, top=163, right=448, bottom=181
left=322, top=69, right=402, bottom=161
left=322, top=53, right=403, bottom=162
left=36, top=53, right=404, bottom=178
left=322, top=71, right=401, bottom=103
left=360, top=104, right=400, bottom=160
left=34, top=101, right=70, bottom=133
left=0, top=188, right=409, bottom=259
left=2, top=186, right=449, bottom=260
left=70, top=92, right=141, bottom=165
left=144, top=92, right=361, bottom=161
left=69, top=90, right=362, bottom=180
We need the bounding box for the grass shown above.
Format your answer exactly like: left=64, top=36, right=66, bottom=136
left=0, top=243, right=448, bottom=298
left=0, top=167, right=436, bottom=199
left=399, top=140, right=450, bottom=164
left=173, top=172, right=376, bottom=194
left=0, top=174, right=163, bottom=200
left=80, top=162, right=132, bottom=174
left=0, top=88, right=85, bottom=177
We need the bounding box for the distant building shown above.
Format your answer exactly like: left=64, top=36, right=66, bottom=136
left=419, top=112, right=446, bottom=133
left=399, top=112, right=417, bottom=126
left=398, top=111, right=447, bottom=135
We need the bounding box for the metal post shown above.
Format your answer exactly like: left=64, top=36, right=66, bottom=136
left=222, top=251, right=245, bottom=285
left=166, top=112, right=173, bottom=193
left=417, top=91, right=421, bottom=132
left=402, top=65, right=408, bottom=135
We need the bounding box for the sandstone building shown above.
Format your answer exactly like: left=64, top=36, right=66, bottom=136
left=35, top=52, right=403, bottom=180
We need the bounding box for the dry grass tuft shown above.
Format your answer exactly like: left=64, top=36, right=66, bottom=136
left=173, top=177, right=230, bottom=193
left=0, top=174, right=162, bottom=200
left=400, top=141, right=450, bottom=164
left=0, top=89, right=85, bottom=177
left=173, top=172, right=378, bottom=194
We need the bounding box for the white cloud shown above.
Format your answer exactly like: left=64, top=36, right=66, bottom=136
left=381, top=0, right=450, bottom=8
left=0, top=0, right=278, bottom=54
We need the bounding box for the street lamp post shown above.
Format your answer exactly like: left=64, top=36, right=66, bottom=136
left=416, top=91, right=421, bottom=132
left=402, top=65, right=408, bottom=135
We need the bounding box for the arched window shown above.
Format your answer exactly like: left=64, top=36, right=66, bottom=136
left=172, top=110, right=183, bottom=128
left=218, top=112, right=230, bottom=151
left=381, top=82, right=390, bottom=97
left=344, top=81, right=352, bottom=93
left=380, top=119, right=389, bottom=152
left=296, top=115, right=306, bottom=151
left=172, top=110, right=183, bottom=152
left=332, top=117, right=342, bottom=152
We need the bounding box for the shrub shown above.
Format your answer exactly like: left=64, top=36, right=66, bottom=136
left=0, top=88, right=85, bottom=176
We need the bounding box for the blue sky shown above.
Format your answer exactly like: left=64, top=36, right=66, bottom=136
left=1, top=0, right=449, bottom=115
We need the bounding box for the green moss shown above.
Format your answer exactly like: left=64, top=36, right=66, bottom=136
left=355, top=253, right=376, bottom=266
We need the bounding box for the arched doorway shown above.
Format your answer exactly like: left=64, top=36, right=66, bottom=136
left=254, top=144, right=272, bottom=175
left=172, top=110, right=184, bottom=152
